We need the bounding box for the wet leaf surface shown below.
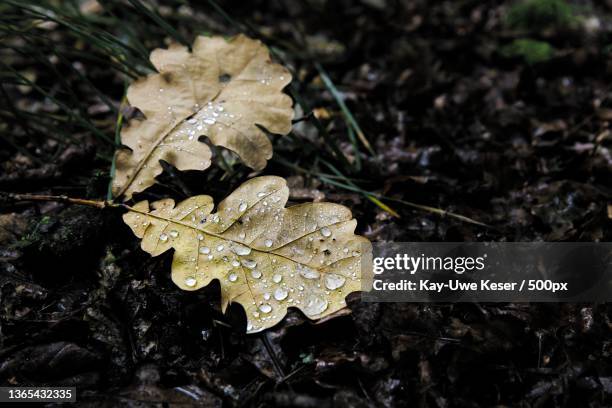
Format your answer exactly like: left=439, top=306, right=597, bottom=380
left=123, top=176, right=371, bottom=333
left=113, top=35, right=294, bottom=200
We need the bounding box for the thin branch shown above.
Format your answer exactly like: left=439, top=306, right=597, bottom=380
left=1, top=192, right=118, bottom=209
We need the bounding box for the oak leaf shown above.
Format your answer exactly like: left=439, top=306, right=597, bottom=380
left=123, top=176, right=371, bottom=333
left=112, top=35, right=294, bottom=200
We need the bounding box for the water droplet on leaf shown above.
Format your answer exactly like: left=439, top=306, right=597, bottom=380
left=259, top=304, right=272, bottom=313
left=324, top=274, right=346, bottom=290
left=274, top=287, right=288, bottom=301
left=242, top=259, right=257, bottom=269
left=303, top=295, right=329, bottom=315
left=231, top=243, right=251, bottom=256
left=298, top=265, right=320, bottom=279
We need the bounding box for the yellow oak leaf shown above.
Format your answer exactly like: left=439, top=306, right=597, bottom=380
left=112, top=35, right=294, bottom=201
left=123, top=176, right=371, bottom=333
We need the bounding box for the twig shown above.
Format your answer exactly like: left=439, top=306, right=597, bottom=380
left=1, top=192, right=118, bottom=209
left=260, top=332, right=286, bottom=381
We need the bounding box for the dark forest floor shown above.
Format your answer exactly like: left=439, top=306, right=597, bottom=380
left=1, top=0, right=612, bottom=407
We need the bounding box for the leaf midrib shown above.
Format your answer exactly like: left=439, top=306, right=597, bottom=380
left=127, top=206, right=356, bottom=272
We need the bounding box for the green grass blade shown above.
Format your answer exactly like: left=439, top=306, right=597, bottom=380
left=315, top=62, right=375, bottom=156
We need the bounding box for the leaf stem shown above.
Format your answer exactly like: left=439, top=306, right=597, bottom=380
left=2, top=193, right=119, bottom=209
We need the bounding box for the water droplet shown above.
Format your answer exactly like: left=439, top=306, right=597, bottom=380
left=251, top=270, right=262, bottom=279
left=239, top=232, right=246, bottom=240
left=204, top=118, right=215, bottom=125
left=264, top=239, right=273, bottom=248
left=274, top=287, right=288, bottom=301
left=231, top=260, right=240, bottom=267
left=253, top=311, right=260, bottom=318
left=199, top=246, right=210, bottom=254
left=185, top=277, right=197, bottom=287
left=303, top=295, right=329, bottom=315
left=298, top=265, right=320, bottom=279
left=259, top=304, right=272, bottom=313
left=257, top=191, right=266, bottom=198
left=159, top=233, right=168, bottom=242
left=272, top=274, right=282, bottom=283
left=263, top=292, right=271, bottom=300
left=228, top=273, right=238, bottom=282
left=343, top=247, right=349, bottom=254
left=187, top=118, right=197, bottom=124
left=242, top=259, right=257, bottom=269
left=198, top=234, right=204, bottom=241
left=320, top=227, right=331, bottom=237
left=169, top=230, right=179, bottom=238
left=216, top=244, right=224, bottom=252
left=324, top=274, right=346, bottom=290
left=247, top=322, right=253, bottom=331
left=207, top=254, right=213, bottom=260
left=231, top=243, right=251, bottom=256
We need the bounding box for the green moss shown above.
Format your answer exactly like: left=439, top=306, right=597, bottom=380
left=39, top=216, right=52, bottom=225
left=501, top=39, right=555, bottom=64
left=506, top=0, right=576, bottom=30
left=300, top=353, right=314, bottom=364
